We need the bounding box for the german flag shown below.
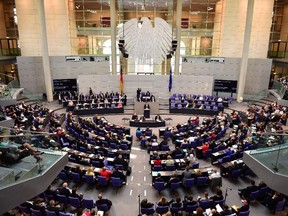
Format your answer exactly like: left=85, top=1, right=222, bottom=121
left=120, top=65, right=124, bottom=94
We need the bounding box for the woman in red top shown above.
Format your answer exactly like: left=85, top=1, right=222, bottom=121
left=100, top=167, right=112, bottom=181
left=154, top=156, right=161, bottom=166
left=202, top=142, right=209, bottom=154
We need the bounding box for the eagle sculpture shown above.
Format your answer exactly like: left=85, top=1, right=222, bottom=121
left=118, top=17, right=173, bottom=64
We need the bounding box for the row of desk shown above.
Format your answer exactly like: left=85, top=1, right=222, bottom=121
left=71, top=107, right=124, bottom=115
left=169, top=108, right=219, bottom=116
left=129, top=120, right=165, bottom=128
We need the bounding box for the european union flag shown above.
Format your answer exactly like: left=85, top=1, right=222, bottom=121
left=168, top=65, right=173, bottom=92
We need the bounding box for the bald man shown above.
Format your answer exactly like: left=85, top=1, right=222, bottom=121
left=95, top=193, right=112, bottom=210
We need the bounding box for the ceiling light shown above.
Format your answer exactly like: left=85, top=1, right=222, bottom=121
left=207, top=7, right=213, bottom=11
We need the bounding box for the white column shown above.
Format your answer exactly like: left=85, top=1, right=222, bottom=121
left=38, top=0, right=53, bottom=102
left=110, top=0, right=117, bottom=74
left=174, top=0, right=183, bottom=75
left=237, top=0, right=254, bottom=102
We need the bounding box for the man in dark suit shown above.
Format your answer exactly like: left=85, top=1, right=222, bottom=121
left=113, top=154, right=128, bottom=169
left=238, top=180, right=259, bottom=199
left=58, top=182, right=71, bottom=197
left=46, top=199, right=64, bottom=215
left=137, top=88, right=141, bottom=101
left=111, top=167, right=126, bottom=182
left=95, top=193, right=113, bottom=210
left=183, top=195, right=197, bottom=209
left=144, top=103, right=150, bottom=109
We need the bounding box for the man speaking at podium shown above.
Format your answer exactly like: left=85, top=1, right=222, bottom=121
left=144, top=103, right=150, bottom=119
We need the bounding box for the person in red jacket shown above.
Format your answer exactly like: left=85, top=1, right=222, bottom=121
left=202, top=142, right=209, bottom=154
left=100, top=167, right=112, bottom=181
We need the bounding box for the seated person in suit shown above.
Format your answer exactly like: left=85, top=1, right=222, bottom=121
left=58, top=182, right=71, bottom=197
left=141, top=198, right=154, bottom=208
left=131, top=113, right=138, bottom=120
left=155, top=115, right=163, bottom=121
left=234, top=199, right=250, bottom=214
left=154, top=173, right=165, bottom=184
left=238, top=180, right=259, bottom=199
left=263, top=192, right=284, bottom=210
left=150, top=94, right=156, bottom=102
left=209, top=188, right=224, bottom=202
left=111, top=167, right=126, bottom=182
left=139, top=116, right=146, bottom=121
left=221, top=204, right=233, bottom=216
left=113, top=154, right=128, bottom=169
left=46, top=199, right=64, bottom=214
left=183, top=195, right=198, bottom=209
left=167, top=173, right=181, bottom=186
left=170, top=196, right=183, bottom=208
left=95, top=193, right=113, bottom=210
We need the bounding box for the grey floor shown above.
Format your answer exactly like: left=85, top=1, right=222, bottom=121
left=42, top=101, right=288, bottom=216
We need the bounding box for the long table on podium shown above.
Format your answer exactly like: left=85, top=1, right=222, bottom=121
left=129, top=120, right=165, bottom=127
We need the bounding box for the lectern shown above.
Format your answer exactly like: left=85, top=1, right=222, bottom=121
left=144, top=108, right=150, bottom=119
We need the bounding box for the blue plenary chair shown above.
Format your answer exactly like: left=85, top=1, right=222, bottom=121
left=71, top=172, right=82, bottom=184
left=141, top=205, right=155, bottom=215
left=17, top=205, right=30, bottom=214
left=111, top=177, right=123, bottom=193
left=153, top=165, right=163, bottom=172
left=170, top=181, right=181, bottom=190
left=238, top=210, right=250, bottom=216
left=30, top=209, right=42, bottom=216
left=166, top=164, right=175, bottom=171
left=156, top=205, right=169, bottom=215
left=196, top=177, right=208, bottom=187
left=45, top=210, right=58, bottom=216
left=191, top=162, right=199, bottom=169
left=82, top=198, right=95, bottom=210
left=230, top=169, right=242, bottom=178
left=199, top=199, right=214, bottom=210
left=84, top=174, right=96, bottom=190
left=248, top=190, right=259, bottom=202
left=185, top=204, right=198, bottom=215
left=214, top=199, right=225, bottom=207
left=274, top=199, right=286, bottom=214
left=68, top=196, right=81, bottom=208
left=97, top=176, right=108, bottom=187
left=59, top=212, right=74, bottom=216
left=170, top=206, right=183, bottom=215
left=58, top=171, right=68, bottom=182
left=204, top=149, right=212, bottom=158
left=183, top=178, right=195, bottom=189
left=97, top=204, right=109, bottom=213
left=57, top=194, right=68, bottom=206
left=153, top=181, right=165, bottom=194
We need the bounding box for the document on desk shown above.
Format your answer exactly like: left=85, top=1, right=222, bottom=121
left=216, top=204, right=223, bottom=212
left=213, top=152, right=219, bottom=156
left=88, top=154, right=94, bottom=158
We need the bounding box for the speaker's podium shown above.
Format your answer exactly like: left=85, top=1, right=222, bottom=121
left=144, top=108, right=150, bottom=119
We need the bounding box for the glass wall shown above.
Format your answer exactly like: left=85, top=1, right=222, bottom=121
left=68, top=0, right=112, bottom=55
left=181, top=0, right=222, bottom=57
left=268, top=0, right=288, bottom=59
